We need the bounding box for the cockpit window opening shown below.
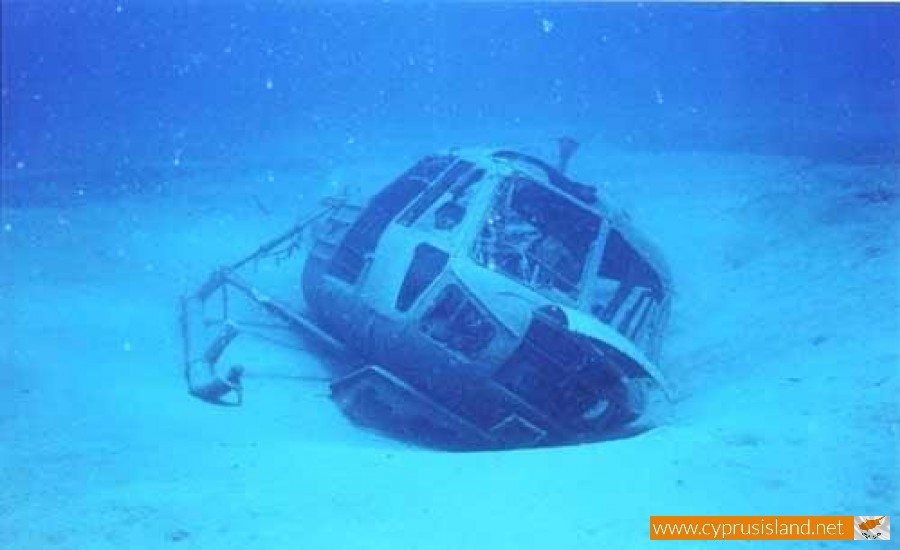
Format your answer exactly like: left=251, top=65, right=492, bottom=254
left=472, top=174, right=601, bottom=299
left=420, top=284, right=497, bottom=359
left=396, top=244, right=449, bottom=312
left=428, top=168, right=484, bottom=232
left=398, top=161, right=482, bottom=228
left=327, top=156, right=453, bottom=284
left=591, top=229, right=666, bottom=347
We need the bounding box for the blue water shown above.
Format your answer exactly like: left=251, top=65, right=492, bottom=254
left=3, top=2, right=899, bottom=177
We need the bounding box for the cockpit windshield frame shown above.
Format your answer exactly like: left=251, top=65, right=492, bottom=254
left=470, top=173, right=602, bottom=301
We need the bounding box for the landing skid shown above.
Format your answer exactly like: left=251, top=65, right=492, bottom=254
left=179, top=199, right=349, bottom=404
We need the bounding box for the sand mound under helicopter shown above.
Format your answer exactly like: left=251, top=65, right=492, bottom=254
left=181, top=141, right=672, bottom=450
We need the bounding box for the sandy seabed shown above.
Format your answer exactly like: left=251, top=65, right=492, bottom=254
left=1, top=140, right=897, bottom=549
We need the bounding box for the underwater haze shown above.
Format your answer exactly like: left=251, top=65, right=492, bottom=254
left=2, top=2, right=899, bottom=549
left=4, top=2, right=900, bottom=174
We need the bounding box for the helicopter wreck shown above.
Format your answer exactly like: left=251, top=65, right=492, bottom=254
left=181, top=147, right=672, bottom=450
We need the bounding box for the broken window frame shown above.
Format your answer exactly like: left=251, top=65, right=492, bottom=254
left=471, top=174, right=601, bottom=301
